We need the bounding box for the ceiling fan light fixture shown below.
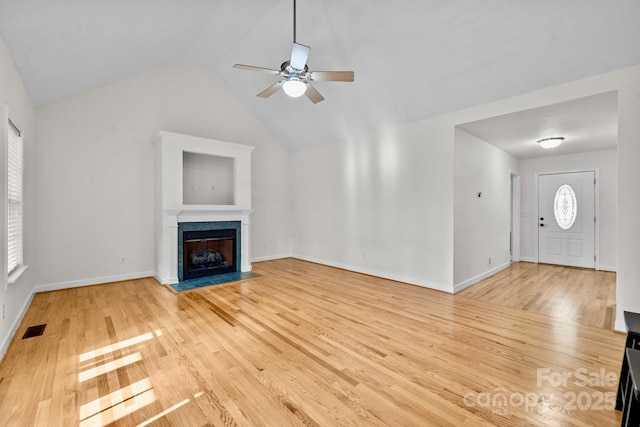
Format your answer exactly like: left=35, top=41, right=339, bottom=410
left=282, top=79, right=307, bottom=98
left=537, top=137, right=565, bottom=149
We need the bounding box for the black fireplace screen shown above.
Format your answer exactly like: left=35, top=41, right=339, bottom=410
left=182, top=228, right=237, bottom=280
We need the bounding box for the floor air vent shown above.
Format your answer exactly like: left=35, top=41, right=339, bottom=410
left=22, top=324, right=46, bottom=339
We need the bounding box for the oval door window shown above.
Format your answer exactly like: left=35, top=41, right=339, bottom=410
left=554, top=184, right=577, bottom=230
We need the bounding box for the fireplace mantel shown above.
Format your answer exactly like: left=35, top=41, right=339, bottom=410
left=154, top=132, right=254, bottom=284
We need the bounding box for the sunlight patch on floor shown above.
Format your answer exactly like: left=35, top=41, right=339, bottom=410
left=79, top=333, right=155, bottom=362
left=78, top=352, right=143, bottom=383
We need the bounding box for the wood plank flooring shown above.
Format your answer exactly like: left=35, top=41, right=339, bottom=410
left=459, top=262, right=617, bottom=330
left=0, top=259, right=625, bottom=426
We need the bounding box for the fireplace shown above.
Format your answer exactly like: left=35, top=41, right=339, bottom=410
left=155, top=132, right=254, bottom=285
left=178, top=221, right=241, bottom=281
left=182, top=229, right=236, bottom=280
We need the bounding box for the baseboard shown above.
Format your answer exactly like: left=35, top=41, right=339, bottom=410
left=291, top=254, right=452, bottom=293
left=453, top=261, right=511, bottom=294
left=0, top=292, right=35, bottom=362
left=154, top=274, right=179, bottom=285
left=510, top=257, right=616, bottom=272
left=33, top=271, right=156, bottom=293
left=252, top=253, right=294, bottom=263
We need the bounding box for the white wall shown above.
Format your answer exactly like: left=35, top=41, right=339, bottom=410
left=616, top=68, right=640, bottom=331
left=34, top=60, right=292, bottom=288
left=0, top=35, right=37, bottom=356
left=519, top=150, right=618, bottom=270
left=291, top=122, right=456, bottom=292
left=453, top=128, right=520, bottom=291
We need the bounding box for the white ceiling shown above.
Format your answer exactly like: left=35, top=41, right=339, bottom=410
left=457, top=91, right=618, bottom=159
left=0, top=0, right=638, bottom=152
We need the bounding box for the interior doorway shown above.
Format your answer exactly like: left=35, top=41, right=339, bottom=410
left=510, top=173, right=521, bottom=262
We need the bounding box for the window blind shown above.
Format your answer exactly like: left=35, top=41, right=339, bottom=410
left=7, top=119, right=22, bottom=276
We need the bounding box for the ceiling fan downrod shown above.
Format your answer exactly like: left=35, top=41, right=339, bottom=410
left=293, top=0, right=297, bottom=44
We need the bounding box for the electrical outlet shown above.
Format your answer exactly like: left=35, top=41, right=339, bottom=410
left=489, top=256, right=494, bottom=265
left=119, top=256, right=126, bottom=264
left=2, top=304, right=5, bottom=320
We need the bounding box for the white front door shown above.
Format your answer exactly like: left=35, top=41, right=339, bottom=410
left=538, top=171, right=595, bottom=268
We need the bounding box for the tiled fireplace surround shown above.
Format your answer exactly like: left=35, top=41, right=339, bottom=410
left=155, top=131, right=254, bottom=284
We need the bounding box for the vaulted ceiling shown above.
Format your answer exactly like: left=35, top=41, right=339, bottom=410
left=0, top=0, right=638, bottom=152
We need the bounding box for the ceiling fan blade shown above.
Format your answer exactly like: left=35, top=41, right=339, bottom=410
left=310, top=71, right=355, bottom=82
left=233, top=64, right=280, bottom=75
left=290, top=43, right=310, bottom=70
left=305, top=83, right=324, bottom=104
left=257, top=81, right=284, bottom=98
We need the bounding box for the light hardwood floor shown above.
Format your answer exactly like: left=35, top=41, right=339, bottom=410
left=0, top=259, right=625, bottom=426
left=459, top=262, right=617, bottom=330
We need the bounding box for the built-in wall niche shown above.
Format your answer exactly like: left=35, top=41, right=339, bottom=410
left=156, top=131, right=254, bottom=210
left=183, top=152, right=235, bottom=205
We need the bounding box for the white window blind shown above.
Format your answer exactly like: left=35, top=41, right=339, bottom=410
left=7, top=118, right=23, bottom=276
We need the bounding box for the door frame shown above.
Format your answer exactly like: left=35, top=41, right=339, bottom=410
left=511, top=172, right=521, bottom=262
left=533, top=169, right=600, bottom=269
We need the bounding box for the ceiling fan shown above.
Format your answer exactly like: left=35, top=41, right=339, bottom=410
left=233, top=0, right=354, bottom=103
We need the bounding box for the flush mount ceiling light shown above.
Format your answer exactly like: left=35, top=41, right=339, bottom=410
left=537, top=137, right=565, bottom=149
